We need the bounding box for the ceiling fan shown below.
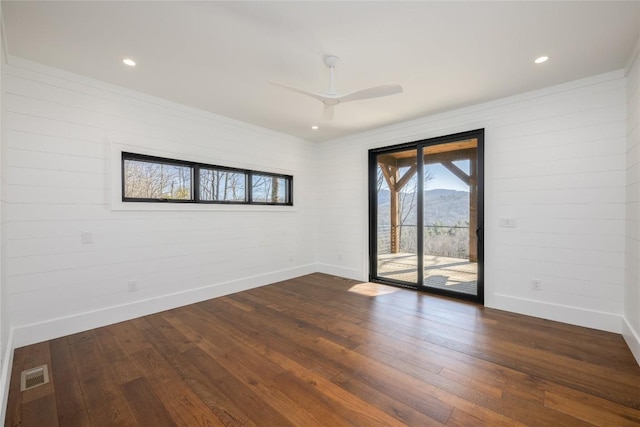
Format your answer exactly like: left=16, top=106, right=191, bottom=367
left=269, top=55, right=403, bottom=121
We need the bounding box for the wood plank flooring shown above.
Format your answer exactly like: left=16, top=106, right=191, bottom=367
left=6, top=273, right=640, bottom=426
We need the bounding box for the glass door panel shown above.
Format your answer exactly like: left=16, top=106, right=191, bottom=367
left=375, top=149, right=419, bottom=286
left=421, top=139, right=479, bottom=297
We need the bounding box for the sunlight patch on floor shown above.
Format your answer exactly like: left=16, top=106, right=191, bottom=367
left=348, top=282, right=400, bottom=297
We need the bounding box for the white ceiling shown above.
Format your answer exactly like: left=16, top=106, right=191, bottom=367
left=3, top=1, right=639, bottom=142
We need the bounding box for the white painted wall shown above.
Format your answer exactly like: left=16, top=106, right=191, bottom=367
left=0, top=8, right=5, bottom=362
left=3, top=57, right=319, bottom=347
left=0, top=13, right=13, bottom=423
left=318, top=70, right=627, bottom=334
left=625, top=38, right=640, bottom=364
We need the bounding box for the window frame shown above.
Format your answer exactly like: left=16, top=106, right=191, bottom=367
left=121, top=152, right=293, bottom=206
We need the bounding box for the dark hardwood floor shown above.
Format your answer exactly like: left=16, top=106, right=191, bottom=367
left=6, top=273, right=640, bottom=426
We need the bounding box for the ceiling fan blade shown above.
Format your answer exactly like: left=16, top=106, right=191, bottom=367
left=340, top=84, right=403, bottom=103
left=322, top=104, right=334, bottom=122
left=269, top=80, right=329, bottom=103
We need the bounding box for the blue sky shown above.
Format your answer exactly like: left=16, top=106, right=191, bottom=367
left=424, top=160, right=470, bottom=192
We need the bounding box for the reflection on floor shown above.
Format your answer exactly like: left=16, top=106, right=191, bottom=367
left=377, top=253, right=477, bottom=295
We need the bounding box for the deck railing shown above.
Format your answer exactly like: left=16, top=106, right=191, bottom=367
left=377, top=225, right=469, bottom=258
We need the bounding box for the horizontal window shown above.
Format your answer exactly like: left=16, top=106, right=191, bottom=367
left=122, top=152, right=293, bottom=206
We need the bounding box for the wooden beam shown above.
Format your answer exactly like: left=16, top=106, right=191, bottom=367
left=469, top=156, right=478, bottom=262
left=377, top=154, right=398, bottom=167
left=377, top=161, right=402, bottom=254
left=441, top=161, right=470, bottom=186
left=378, top=163, right=396, bottom=189
left=393, top=148, right=476, bottom=168
left=395, top=164, right=417, bottom=191
left=390, top=189, right=399, bottom=254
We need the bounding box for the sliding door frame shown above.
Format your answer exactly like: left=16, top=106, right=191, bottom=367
left=368, top=129, right=484, bottom=304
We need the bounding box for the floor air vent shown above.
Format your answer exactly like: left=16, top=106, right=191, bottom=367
left=20, top=365, right=49, bottom=391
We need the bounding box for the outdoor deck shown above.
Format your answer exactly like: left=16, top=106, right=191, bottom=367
left=377, top=253, right=477, bottom=295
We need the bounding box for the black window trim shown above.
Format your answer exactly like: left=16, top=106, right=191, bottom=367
left=122, top=152, right=293, bottom=206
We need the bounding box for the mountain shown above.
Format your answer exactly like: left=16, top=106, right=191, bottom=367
left=377, top=189, right=469, bottom=226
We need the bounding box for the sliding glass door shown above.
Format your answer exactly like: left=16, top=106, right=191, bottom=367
left=369, top=130, right=484, bottom=303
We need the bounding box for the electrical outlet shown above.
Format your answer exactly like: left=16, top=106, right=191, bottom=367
left=499, top=217, right=518, bottom=228
left=338, top=253, right=343, bottom=261
left=81, top=232, right=93, bottom=244
left=531, top=279, right=542, bottom=291
left=127, top=280, right=138, bottom=292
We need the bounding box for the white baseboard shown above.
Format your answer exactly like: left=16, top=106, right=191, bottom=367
left=0, top=328, right=14, bottom=426
left=316, top=263, right=366, bottom=282
left=622, top=317, right=640, bottom=366
left=11, top=264, right=317, bottom=349
left=488, top=294, right=622, bottom=334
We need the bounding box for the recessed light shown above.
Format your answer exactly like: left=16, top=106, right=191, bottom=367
left=122, top=58, right=136, bottom=67
left=534, top=56, right=549, bottom=64
left=311, top=125, right=319, bottom=130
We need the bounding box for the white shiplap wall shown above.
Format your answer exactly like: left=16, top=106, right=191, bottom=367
left=625, top=39, right=640, bottom=363
left=3, top=57, right=319, bottom=347
left=318, top=70, right=627, bottom=333
left=0, top=12, right=8, bottom=420
left=0, top=14, right=5, bottom=361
